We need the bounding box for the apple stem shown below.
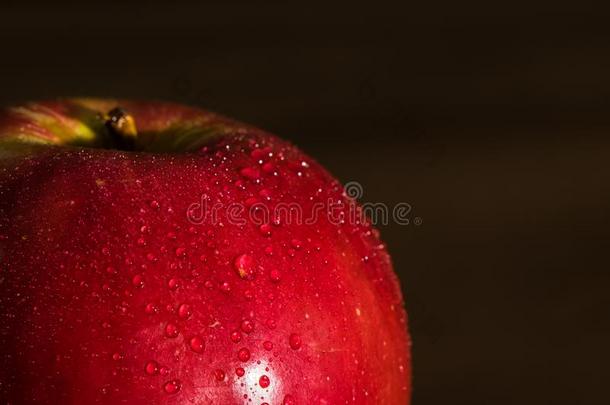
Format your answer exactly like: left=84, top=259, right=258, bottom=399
left=104, top=108, right=138, bottom=151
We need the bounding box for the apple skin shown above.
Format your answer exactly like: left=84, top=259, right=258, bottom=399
left=0, top=99, right=411, bottom=404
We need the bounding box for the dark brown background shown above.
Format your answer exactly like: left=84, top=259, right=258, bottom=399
left=1, top=1, right=609, bottom=404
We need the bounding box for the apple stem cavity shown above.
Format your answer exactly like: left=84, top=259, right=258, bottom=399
left=104, top=107, right=138, bottom=151
left=1, top=100, right=230, bottom=154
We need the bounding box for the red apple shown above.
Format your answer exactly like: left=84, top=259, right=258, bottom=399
left=0, top=99, right=411, bottom=404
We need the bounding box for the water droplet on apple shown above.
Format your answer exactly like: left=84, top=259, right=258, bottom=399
left=240, top=167, right=261, bottom=181
left=175, top=247, right=187, bottom=257
left=259, top=374, right=270, bottom=388
left=290, top=239, right=302, bottom=249
left=189, top=336, right=205, bottom=353
left=168, top=278, right=180, bottom=291
left=250, top=147, right=272, bottom=160
left=164, top=323, right=179, bottom=338
left=145, top=303, right=159, bottom=314
left=163, top=379, right=181, bottom=394
left=269, top=269, right=281, bottom=283
left=220, top=281, right=231, bottom=293
left=263, top=341, right=273, bottom=351
left=283, top=394, right=295, bottom=404
left=234, top=254, right=255, bottom=280
left=145, top=360, right=160, bottom=375
left=149, top=200, right=160, bottom=210
left=289, top=333, right=302, bottom=350
left=259, top=224, right=272, bottom=237
left=235, top=367, right=245, bottom=377
left=132, top=274, right=145, bottom=288
left=259, top=188, right=272, bottom=200
left=112, top=352, right=123, bottom=361
left=213, top=369, right=225, bottom=381
left=238, top=347, right=251, bottom=362
left=240, top=319, right=254, bottom=334
left=177, top=303, right=192, bottom=319
left=272, top=213, right=282, bottom=227
left=231, top=330, right=242, bottom=343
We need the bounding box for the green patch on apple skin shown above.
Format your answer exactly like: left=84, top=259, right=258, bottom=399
left=7, top=105, right=99, bottom=146
left=0, top=99, right=227, bottom=154
left=135, top=124, right=225, bottom=153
